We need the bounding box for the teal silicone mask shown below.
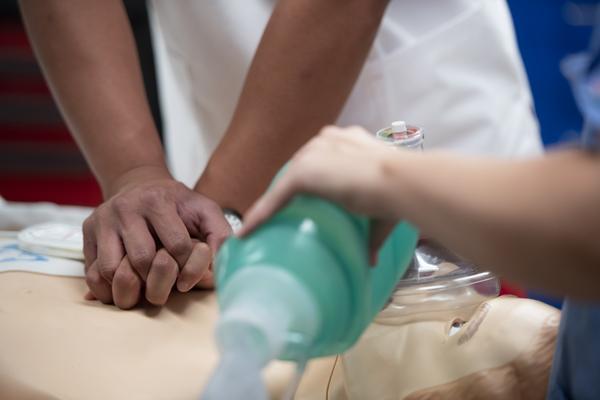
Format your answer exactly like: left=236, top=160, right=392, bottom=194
left=215, top=194, right=418, bottom=361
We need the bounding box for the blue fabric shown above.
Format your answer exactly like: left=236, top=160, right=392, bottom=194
left=561, top=11, right=600, bottom=151
left=548, top=301, right=600, bottom=399
left=547, top=12, right=600, bottom=400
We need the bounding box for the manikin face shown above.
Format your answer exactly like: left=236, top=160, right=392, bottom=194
left=333, top=242, right=560, bottom=400
left=339, top=296, right=559, bottom=400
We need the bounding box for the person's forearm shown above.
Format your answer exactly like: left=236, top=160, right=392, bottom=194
left=386, top=149, right=600, bottom=299
left=196, top=0, right=389, bottom=212
left=20, top=0, right=167, bottom=198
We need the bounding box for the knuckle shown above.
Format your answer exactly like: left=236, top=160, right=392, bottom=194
left=141, top=187, right=167, bottom=207
left=165, top=236, right=191, bottom=257
left=153, top=262, right=176, bottom=278
left=169, top=228, right=190, bottom=244
left=114, top=270, right=139, bottom=292
left=86, top=271, right=104, bottom=288
left=97, top=260, right=117, bottom=278
left=94, top=208, right=112, bottom=225
left=111, top=196, right=131, bottom=216
left=152, top=253, right=177, bottom=277
left=128, top=248, right=154, bottom=269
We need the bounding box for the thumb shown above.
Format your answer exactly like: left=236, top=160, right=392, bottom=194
left=187, top=197, right=233, bottom=255
left=368, top=219, right=397, bottom=266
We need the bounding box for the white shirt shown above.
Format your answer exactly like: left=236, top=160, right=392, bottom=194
left=149, top=0, right=543, bottom=186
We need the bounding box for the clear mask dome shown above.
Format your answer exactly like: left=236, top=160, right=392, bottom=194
left=377, top=239, right=500, bottom=324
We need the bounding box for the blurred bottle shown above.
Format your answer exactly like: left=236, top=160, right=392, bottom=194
left=375, top=120, right=424, bottom=151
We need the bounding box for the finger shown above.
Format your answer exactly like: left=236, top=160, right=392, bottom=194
left=120, top=216, right=156, bottom=280
left=96, top=227, right=124, bottom=283
left=204, top=229, right=230, bottom=257
left=176, top=241, right=212, bottom=292
left=191, top=199, right=232, bottom=255
left=238, top=177, right=298, bottom=237
left=82, top=216, right=97, bottom=271
left=203, top=217, right=231, bottom=259
left=85, top=260, right=113, bottom=304
left=146, top=206, right=192, bottom=267
left=84, top=291, right=96, bottom=301
left=145, top=249, right=178, bottom=306
left=369, top=219, right=397, bottom=267
left=112, top=257, right=143, bottom=310
left=196, top=269, right=215, bottom=290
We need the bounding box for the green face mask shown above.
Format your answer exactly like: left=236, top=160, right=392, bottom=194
left=203, top=191, right=417, bottom=400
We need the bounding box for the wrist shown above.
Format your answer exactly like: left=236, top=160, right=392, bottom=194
left=378, top=149, right=416, bottom=220
left=195, top=161, right=251, bottom=213
left=103, top=164, right=172, bottom=199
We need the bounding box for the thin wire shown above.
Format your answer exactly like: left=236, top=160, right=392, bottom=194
left=325, top=355, right=340, bottom=400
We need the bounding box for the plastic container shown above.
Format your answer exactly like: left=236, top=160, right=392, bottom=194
left=375, top=121, right=424, bottom=151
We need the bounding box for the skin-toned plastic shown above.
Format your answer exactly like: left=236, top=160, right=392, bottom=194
left=215, top=194, right=418, bottom=361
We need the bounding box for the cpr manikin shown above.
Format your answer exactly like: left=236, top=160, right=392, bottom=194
left=0, top=202, right=559, bottom=399
left=326, top=241, right=560, bottom=400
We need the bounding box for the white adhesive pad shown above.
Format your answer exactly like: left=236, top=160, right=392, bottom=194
left=18, top=223, right=84, bottom=261
left=0, top=236, right=84, bottom=277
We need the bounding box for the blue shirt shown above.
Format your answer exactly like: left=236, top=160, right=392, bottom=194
left=547, top=17, right=600, bottom=400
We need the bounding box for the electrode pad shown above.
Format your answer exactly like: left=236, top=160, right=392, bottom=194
left=18, top=223, right=84, bottom=261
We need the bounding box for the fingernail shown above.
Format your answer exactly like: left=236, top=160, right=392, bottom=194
left=177, top=280, right=193, bottom=293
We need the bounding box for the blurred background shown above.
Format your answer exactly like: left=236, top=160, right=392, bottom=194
left=0, top=1, right=596, bottom=302
left=0, top=0, right=161, bottom=206
left=0, top=0, right=596, bottom=206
